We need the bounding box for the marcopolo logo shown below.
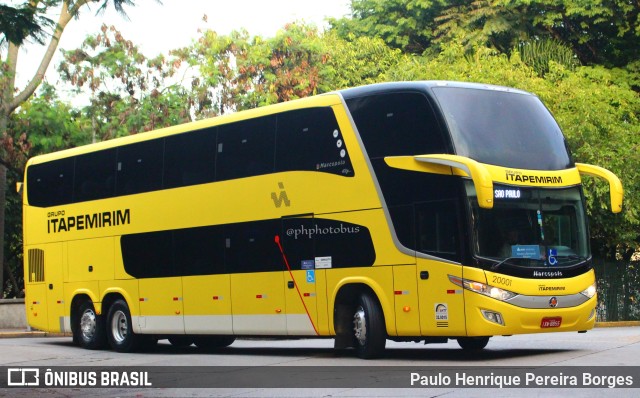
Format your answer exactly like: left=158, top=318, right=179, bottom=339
left=286, top=224, right=361, bottom=240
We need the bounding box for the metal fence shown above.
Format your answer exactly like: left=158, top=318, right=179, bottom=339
left=593, top=259, right=640, bottom=321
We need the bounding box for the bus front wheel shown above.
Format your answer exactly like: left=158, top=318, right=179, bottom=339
left=75, top=300, right=107, bottom=350
left=352, top=292, right=386, bottom=359
left=457, top=336, right=490, bottom=351
left=107, top=299, right=143, bottom=352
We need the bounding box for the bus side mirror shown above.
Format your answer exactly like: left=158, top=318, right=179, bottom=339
left=575, top=163, right=623, bottom=213
left=384, top=154, right=494, bottom=209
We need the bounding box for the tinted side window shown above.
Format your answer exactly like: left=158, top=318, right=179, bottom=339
left=26, top=157, right=75, bottom=207
left=121, top=231, right=175, bottom=278
left=346, top=92, right=449, bottom=158
left=217, top=116, right=276, bottom=181
left=164, top=128, right=217, bottom=189
left=347, top=92, right=462, bottom=262
left=276, top=108, right=353, bottom=176
left=174, top=226, right=226, bottom=275
left=376, top=167, right=464, bottom=262
left=121, top=218, right=376, bottom=278
left=415, top=200, right=461, bottom=261
left=74, top=149, right=116, bottom=203
left=224, top=220, right=283, bottom=273
left=116, top=139, right=164, bottom=196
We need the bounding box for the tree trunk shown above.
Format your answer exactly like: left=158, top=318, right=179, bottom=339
left=0, top=1, right=91, bottom=296
left=0, top=164, right=4, bottom=298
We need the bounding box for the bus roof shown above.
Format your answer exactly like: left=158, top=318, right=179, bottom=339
left=338, top=81, right=533, bottom=100
left=25, top=81, right=532, bottom=167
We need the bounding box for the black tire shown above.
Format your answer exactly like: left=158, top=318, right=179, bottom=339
left=352, top=292, right=386, bottom=359
left=106, top=299, right=143, bottom=353
left=193, top=336, right=236, bottom=350
left=168, top=336, right=194, bottom=347
left=457, top=336, right=490, bottom=351
left=74, top=300, right=107, bottom=350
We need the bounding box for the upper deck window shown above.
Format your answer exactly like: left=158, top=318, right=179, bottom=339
left=432, top=87, right=572, bottom=170
left=26, top=106, right=351, bottom=207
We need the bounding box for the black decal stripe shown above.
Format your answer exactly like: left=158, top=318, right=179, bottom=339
left=120, top=218, right=376, bottom=278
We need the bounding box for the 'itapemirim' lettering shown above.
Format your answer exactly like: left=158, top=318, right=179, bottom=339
left=47, top=209, right=130, bottom=233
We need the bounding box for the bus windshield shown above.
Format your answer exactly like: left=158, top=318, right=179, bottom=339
left=467, top=183, right=589, bottom=268
left=432, top=86, right=572, bottom=170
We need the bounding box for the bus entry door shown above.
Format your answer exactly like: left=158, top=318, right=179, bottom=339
left=280, top=216, right=320, bottom=336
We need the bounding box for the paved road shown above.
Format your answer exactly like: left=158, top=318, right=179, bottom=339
left=0, top=326, right=638, bottom=397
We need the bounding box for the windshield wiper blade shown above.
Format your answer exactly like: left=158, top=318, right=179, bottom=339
left=555, top=255, right=587, bottom=264
left=491, top=257, right=521, bottom=271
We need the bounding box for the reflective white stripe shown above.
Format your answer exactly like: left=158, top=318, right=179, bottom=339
left=232, top=314, right=286, bottom=335
left=62, top=316, right=71, bottom=333
left=86, top=314, right=317, bottom=336
left=184, top=315, right=232, bottom=334
left=136, top=316, right=184, bottom=334
left=285, top=314, right=317, bottom=336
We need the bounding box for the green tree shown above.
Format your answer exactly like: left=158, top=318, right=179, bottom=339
left=174, top=23, right=403, bottom=116
left=176, top=24, right=329, bottom=116
left=333, top=0, right=640, bottom=67
left=0, top=0, right=148, bottom=297
left=58, top=25, right=191, bottom=140
left=0, top=2, right=53, bottom=46
left=436, top=0, right=639, bottom=67
left=319, top=32, right=403, bottom=90
left=330, top=0, right=455, bottom=54
left=2, top=83, right=91, bottom=296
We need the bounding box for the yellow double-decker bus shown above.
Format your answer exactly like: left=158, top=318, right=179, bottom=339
left=21, top=81, right=622, bottom=358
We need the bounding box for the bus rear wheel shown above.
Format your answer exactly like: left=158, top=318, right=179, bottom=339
left=352, top=292, right=386, bottom=359
left=107, top=299, right=144, bottom=352
left=457, top=336, right=490, bottom=351
left=75, top=300, right=107, bottom=350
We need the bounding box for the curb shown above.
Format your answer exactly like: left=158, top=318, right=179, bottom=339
left=0, top=330, right=46, bottom=338
left=594, top=321, right=640, bottom=328
left=0, top=330, right=70, bottom=338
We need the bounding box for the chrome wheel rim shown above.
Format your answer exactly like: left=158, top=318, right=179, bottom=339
left=111, top=310, right=128, bottom=343
left=80, top=309, right=97, bottom=341
left=353, top=305, right=367, bottom=346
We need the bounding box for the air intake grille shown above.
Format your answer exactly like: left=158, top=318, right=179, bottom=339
left=28, top=248, right=45, bottom=282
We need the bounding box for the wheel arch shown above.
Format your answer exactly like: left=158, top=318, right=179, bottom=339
left=69, top=291, right=99, bottom=330
left=330, top=278, right=394, bottom=338
left=101, top=289, right=139, bottom=333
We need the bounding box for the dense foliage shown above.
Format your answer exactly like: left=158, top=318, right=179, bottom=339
left=0, top=1, right=639, bottom=308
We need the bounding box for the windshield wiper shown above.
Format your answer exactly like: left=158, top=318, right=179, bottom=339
left=554, top=255, right=587, bottom=264
left=491, top=257, right=521, bottom=271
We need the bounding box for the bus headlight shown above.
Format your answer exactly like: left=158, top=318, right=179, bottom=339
left=580, top=283, right=597, bottom=299
left=449, top=275, right=517, bottom=302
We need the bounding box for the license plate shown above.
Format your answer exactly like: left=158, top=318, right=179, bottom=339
left=541, top=317, right=562, bottom=328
